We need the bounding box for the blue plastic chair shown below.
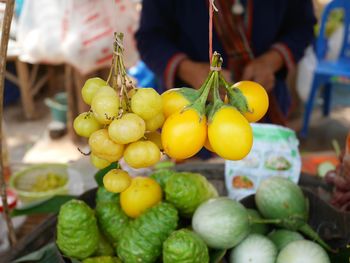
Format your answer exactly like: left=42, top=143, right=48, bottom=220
left=301, top=0, right=350, bottom=137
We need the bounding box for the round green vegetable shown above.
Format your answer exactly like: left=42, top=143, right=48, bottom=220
left=83, top=256, right=121, bottom=263
left=165, top=172, right=218, bottom=217
left=247, top=209, right=269, bottom=235
left=95, top=198, right=129, bottom=247
left=255, top=177, right=307, bottom=230
left=163, top=229, right=209, bottom=263
left=192, top=197, right=250, bottom=249
left=230, top=234, right=277, bottom=263
left=276, top=240, right=330, bottom=263
left=56, top=200, right=99, bottom=260
left=255, top=176, right=332, bottom=251
left=117, top=202, right=178, bottom=263
left=268, top=229, right=304, bottom=251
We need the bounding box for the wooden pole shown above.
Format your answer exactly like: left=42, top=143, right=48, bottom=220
left=0, top=0, right=17, bottom=246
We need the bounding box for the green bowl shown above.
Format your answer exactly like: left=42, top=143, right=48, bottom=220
left=44, top=92, right=68, bottom=124
left=10, top=163, right=69, bottom=204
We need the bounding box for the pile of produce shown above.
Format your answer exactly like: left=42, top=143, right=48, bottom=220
left=73, top=33, right=268, bottom=168
left=56, top=172, right=333, bottom=263
left=72, top=33, right=269, bottom=199
left=56, top=170, right=216, bottom=262
left=325, top=133, right=350, bottom=211
left=56, top=34, right=334, bottom=262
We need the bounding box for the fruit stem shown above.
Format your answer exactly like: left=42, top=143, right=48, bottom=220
left=207, top=73, right=225, bottom=123
left=220, top=75, right=231, bottom=89
left=299, top=224, right=337, bottom=253
left=210, top=51, right=223, bottom=71
left=184, top=52, right=223, bottom=117
left=212, top=75, right=221, bottom=103
left=188, top=72, right=215, bottom=116
left=248, top=217, right=282, bottom=225
left=107, top=32, right=133, bottom=115
left=196, top=72, right=212, bottom=96
left=194, top=52, right=222, bottom=104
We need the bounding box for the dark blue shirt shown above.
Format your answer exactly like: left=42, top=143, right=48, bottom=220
left=136, top=0, right=316, bottom=115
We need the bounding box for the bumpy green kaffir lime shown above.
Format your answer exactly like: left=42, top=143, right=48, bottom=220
left=56, top=200, right=99, bottom=260
left=83, top=256, right=121, bottom=263
left=95, top=187, right=129, bottom=247
left=96, top=186, right=120, bottom=203
left=163, top=229, right=209, bottom=263
left=165, top=172, right=218, bottom=217
left=117, top=202, right=178, bottom=263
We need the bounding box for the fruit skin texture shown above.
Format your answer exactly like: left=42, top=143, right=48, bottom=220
left=120, top=176, right=162, bottom=218
left=56, top=200, right=99, bottom=260
left=149, top=169, right=176, bottom=190
left=117, top=202, right=178, bottom=263
left=123, top=140, right=160, bottom=169
left=91, top=95, right=119, bottom=124
left=255, top=176, right=307, bottom=230
left=161, top=108, right=207, bottom=160
left=93, top=86, right=118, bottom=97
left=91, top=153, right=111, bottom=169
left=81, top=78, right=107, bottom=105
left=145, top=131, right=163, bottom=150
left=268, top=229, right=304, bottom=251
left=108, top=113, right=146, bottom=144
left=103, top=169, right=132, bottom=193
left=233, top=81, right=269, bottom=122
left=161, top=88, right=191, bottom=118
left=229, top=234, right=277, bottom=263
left=204, top=137, right=215, bottom=152
left=145, top=112, right=165, bottom=132
left=82, top=256, right=121, bottom=263
left=89, top=129, right=124, bottom=163
left=276, top=240, right=330, bottom=263
left=96, top=186, right=120, bottom=203
left=94, top=232, right=115, bottom=256
left=208, top=106, right=253, bottom=160
left=95, top=187, right=129, bottom=247
left=73, top=112, right=102, bottom=138
left=192, top=197, right=250, bottom=249
left=165, top=172, right=218, bottom=217
left=131, top=88, right=162, bottom=120
left=163, top=229, right=209, bottom=263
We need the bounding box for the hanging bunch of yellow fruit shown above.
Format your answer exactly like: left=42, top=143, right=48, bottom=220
left=161, top=52, right=269, bottom=161
left=73, top=33, right=164, bottom=171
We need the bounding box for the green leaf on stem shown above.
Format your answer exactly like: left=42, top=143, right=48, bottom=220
left=207, top=74, right=225, bottom=123
left=226, top=87, right=249, bottom=113
left=178, top=87, right=201, bottom=103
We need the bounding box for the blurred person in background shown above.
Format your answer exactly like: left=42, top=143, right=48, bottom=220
left=135, top=0, right=316, bottom=125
